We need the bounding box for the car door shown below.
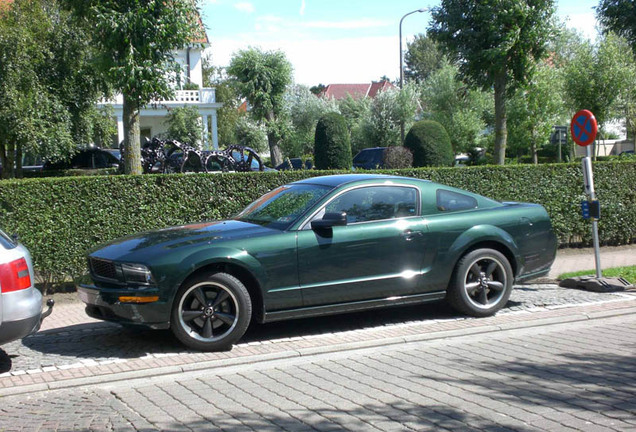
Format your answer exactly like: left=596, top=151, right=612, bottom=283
left=296, top=185, right=428, bottom=307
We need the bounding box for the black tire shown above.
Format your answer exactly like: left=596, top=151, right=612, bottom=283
left=171, top=272, right=252, bottom=351
left=446, top=248, right=513, bottom=317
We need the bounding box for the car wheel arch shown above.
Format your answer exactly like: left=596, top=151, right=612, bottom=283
left=459, top=241, right=518, bottom=277
left=447, top=225, right=522, bottom=278
left=174, top=261, right=265, bottom=324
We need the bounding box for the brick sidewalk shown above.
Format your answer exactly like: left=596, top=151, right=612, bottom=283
left=2, top=296, right=635, bottom=397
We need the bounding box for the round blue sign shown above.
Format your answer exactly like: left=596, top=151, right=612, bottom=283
left=570, top=110, right=598, bottom=147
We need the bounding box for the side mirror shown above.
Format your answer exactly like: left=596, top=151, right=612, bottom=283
left=311, top=212, right=347, bottom=230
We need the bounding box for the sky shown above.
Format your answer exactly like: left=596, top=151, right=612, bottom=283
left=200, top=0, right=600, bottom=87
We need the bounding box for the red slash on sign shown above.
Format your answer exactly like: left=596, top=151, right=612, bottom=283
left=570, top=109, right=598, bottom=147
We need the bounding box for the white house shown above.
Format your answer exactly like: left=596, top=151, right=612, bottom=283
left=98, top=18, right=222, bottom=150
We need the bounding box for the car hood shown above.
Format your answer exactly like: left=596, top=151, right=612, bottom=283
left=89, top=220, right=278, bottom=262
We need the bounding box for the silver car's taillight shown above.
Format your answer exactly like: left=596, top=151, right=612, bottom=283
left=0, top=257, right=32, bottom=293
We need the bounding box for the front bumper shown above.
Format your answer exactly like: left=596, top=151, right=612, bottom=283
left=76, top=275, right=171, bottom=329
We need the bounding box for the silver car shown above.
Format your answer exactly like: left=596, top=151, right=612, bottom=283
left=0, top=229, right=53, bottom=345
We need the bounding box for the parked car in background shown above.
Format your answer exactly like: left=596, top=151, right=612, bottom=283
left=43, top=148, right=120, bottom=171
left=276, top=158, right=313, bottom=171
left=78, top=174, right=557, bottom=352
left=353, top=147, right=387, bottom=170
left=0, top=229, right=53, bottom=345
left=0, top=154, right=44, bottom=177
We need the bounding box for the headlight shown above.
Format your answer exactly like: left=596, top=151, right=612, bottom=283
left=120, top=263, right=155, bottom=285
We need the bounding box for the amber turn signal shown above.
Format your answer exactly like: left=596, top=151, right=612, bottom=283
left=118, top=296, right=159, bottom=304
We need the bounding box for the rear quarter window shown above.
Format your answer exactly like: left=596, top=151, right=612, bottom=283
left=436, top=189, right=478, bottom=212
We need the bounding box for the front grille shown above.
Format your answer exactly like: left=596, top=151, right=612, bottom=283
left=89, top=257, right=118, bottom=280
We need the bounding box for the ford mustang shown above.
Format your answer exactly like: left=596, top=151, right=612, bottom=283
left=77, top=174, right=557, bottom=351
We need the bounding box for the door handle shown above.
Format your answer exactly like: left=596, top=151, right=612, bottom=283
left=401, top=230, right=423, bottom=241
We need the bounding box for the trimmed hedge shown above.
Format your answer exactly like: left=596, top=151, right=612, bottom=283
left=0, top=161, right=634, bottom=286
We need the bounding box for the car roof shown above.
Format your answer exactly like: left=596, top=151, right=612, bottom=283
left=292, top=174, right=426, bottom=188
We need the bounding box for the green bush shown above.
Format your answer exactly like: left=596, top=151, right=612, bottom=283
left=314, top=112, right=352, bottom=169
left=404, top=120, right=454, bottom=167
left=383, top=146, right=413, bottom=169
left=0, top=161, right=634, bottom=291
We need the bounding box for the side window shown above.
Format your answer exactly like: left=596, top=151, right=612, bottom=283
left=436, top=189, right=478, bottom=212
left=94, top=152, right=109, bottom=168
left=324, top=186, right=417, bottom=223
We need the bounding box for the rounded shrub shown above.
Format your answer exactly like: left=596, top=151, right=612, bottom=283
left=404, top=120, right=453, bottom=167
left=314, top=113, right=352, bottom=170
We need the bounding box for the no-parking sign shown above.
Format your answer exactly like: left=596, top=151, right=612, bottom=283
left=570, top=110, right=598, bottom=147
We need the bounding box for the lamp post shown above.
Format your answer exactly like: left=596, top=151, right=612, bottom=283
left=399, top=7, right=429, bottom=143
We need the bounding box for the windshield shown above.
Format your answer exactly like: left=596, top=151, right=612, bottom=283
left=354, top=149, right=382, bottom=164
left=236, top=184, right=332, bottom=230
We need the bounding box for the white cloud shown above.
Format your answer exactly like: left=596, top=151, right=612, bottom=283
left=304, top=18, right=391, bottom=30
left=235, top=2, right=255, bottom=13
left=211, top=35, right=399, bottom=86
left=561, top=12, right=599, bottom=41
left=300, top=0, right=306, bottom=16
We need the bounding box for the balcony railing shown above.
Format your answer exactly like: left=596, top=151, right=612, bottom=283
left=99, top=88, right=216, bottom=106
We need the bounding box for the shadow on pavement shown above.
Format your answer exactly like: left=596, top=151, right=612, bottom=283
left=436, top=351, right=636, bottom=418
left=22, top=301, right=459, bottom=361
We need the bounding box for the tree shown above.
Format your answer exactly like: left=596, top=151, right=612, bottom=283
left=597, top=2, right=636, bottom=140
left=507, top=64, right=565, bottom=163
left=563, top=33, right=633, bottom=145
left=314, top=113, right=352, bottom=170
left=429, top=0, right=556, bottom=165
left=201, top=57, right=244, bottom=148
left=227, top=48, right=293, bottom=167
left=309, top=84, right=326, bottom=96
left=164, top=106, right=202, bottom=146
left=358, top=86, right=419, bottom=150
left=66, top=0, right=199, bottom=174
left=597, top=0, right=636, bottom=49
left=282, top=85, right=338, bottom=157
left=420, top=62, right=491, bottom=154
left=404, top=34, right=446, bottom=83
left=235, top=117, right=268, bottom=152
left=338, top=95, right=371, bottom=154
left=0, top=0, right=105, bottom=179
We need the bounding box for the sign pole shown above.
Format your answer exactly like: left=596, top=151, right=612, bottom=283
left=583, top=145, right=602, bottom=278
left=561, top=109, right=633, bottom=292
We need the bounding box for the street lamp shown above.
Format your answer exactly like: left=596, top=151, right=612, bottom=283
left=399, top=7, right=430, bottom=143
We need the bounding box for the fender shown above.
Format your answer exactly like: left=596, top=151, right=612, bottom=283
left=169, top=246, right=268, bottom=300
left=447, top=225, right=525, bottom=275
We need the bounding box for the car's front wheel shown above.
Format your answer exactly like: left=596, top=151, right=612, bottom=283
left=447, top=248, right=513, bottom=317
left=171, top=272, right=252, bottom=351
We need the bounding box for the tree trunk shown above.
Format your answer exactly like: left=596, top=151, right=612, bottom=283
left=493, top=70, right=507, bottom=165
left=265, top=111, right=283, bottom=167
left=531, top=142, right=538, bottom=164
left=0, top=144, right=7, bottom=179
left=15, top=145, right=23, bottom=178
left=122, top=95, right=142, bottom=175
left=0, top=141, right=15, bottom=179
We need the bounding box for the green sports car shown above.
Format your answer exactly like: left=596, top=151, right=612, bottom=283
left=78, top=174, right=557, bottom=351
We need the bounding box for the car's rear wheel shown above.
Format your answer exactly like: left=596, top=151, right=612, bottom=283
left=447, top=248, right=513, bottom=317
left=171, top=272, right=251, bottom=351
